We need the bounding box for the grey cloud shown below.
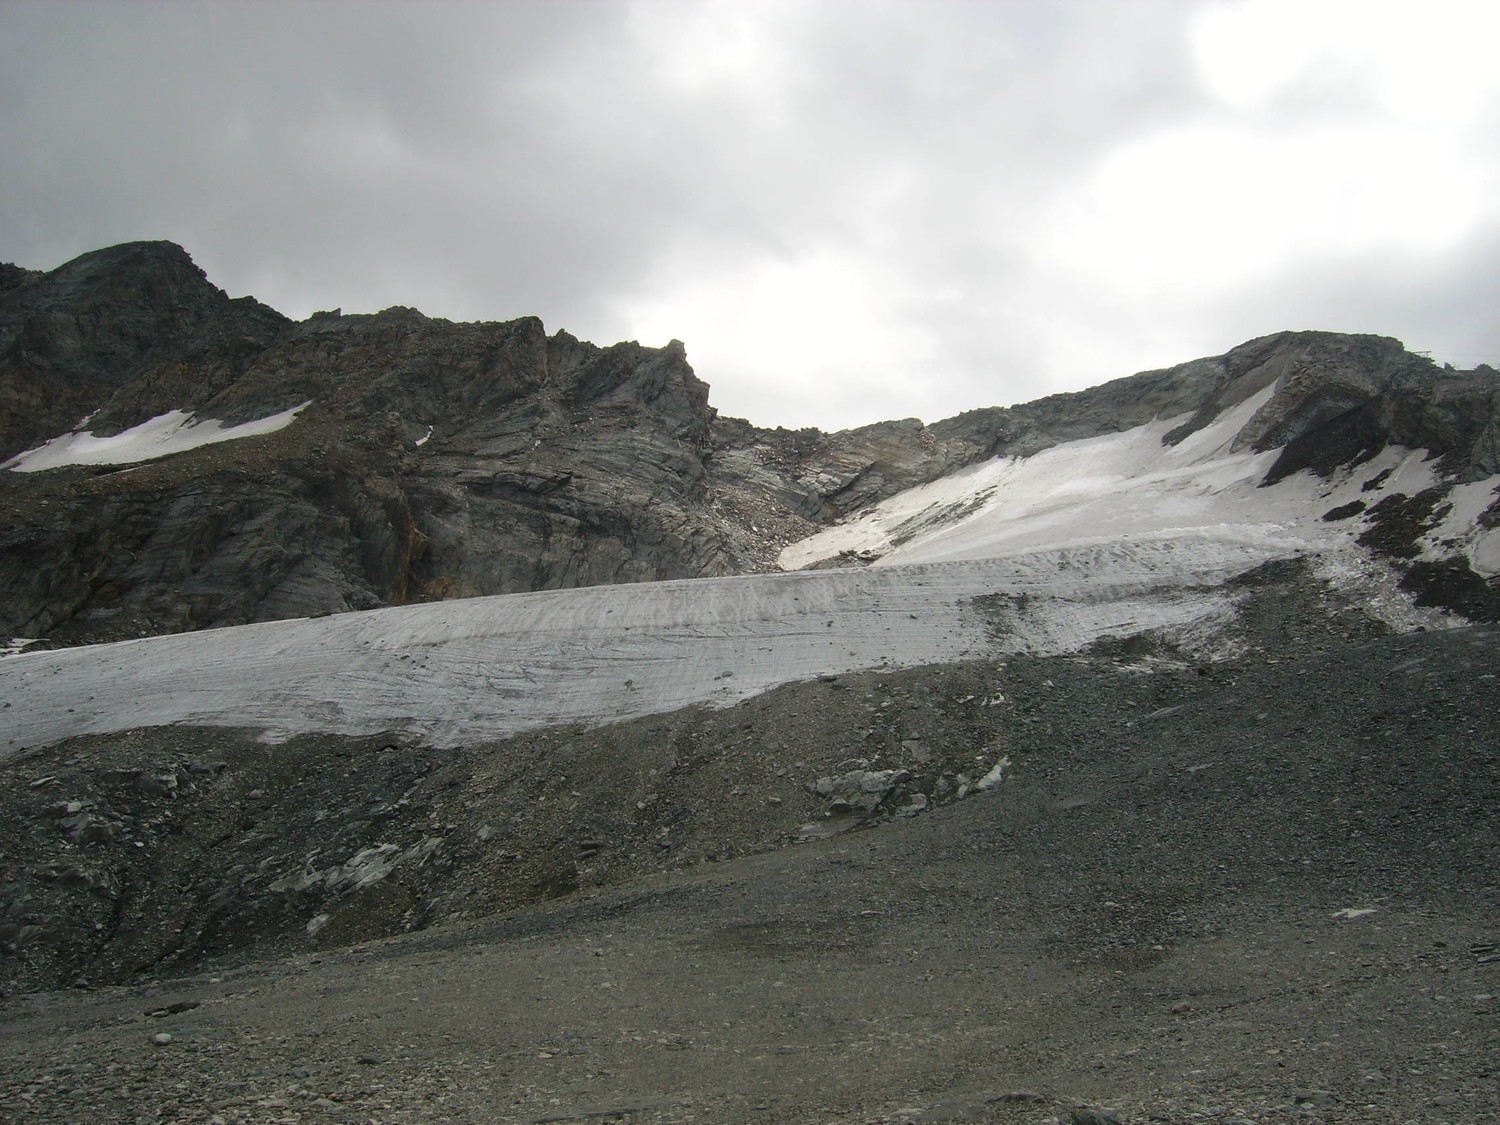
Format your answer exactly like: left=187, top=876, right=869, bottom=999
left=0, top=2, right=678, bottom=322
left=1, top=0, right=1495, bottom=430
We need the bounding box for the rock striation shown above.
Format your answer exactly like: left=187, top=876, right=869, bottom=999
left=1, top=241, right=1497, bottom=647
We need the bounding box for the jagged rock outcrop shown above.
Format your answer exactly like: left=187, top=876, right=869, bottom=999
left=0, top=246, right=749, bottom=644
left=1, top=242, right=1496, bottom=647
left=0, top=242, right=291, bottom=462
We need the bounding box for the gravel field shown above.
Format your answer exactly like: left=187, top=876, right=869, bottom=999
left=1, top=607, right=1495, bottom=1124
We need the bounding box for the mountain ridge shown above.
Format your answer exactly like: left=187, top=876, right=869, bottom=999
left=3, top=241, right=1497, bottom=650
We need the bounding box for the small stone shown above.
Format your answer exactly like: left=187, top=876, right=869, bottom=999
left=896, top=792, right=929, bottom=817
left=151, top=1032, right=173, bottom=1046
left=1291, top=1089, right=1336, bottom=1108
left=1069, top=1111, right=1122, bottom=1125
left=145, top=1000, right=200, bottom=1017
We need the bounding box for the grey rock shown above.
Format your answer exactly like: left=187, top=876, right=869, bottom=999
left=145, top=1000, right=200, bottom=1017
left=1069, top=1110, right=1123, bottom=1125
left=913, top=1101, right=987, bottom=1122
left=895, top=792, right=929, bottom=817
left=1290, top=1089, right=1337, bottom=1108
left=810, top=768, right=909, bottom=812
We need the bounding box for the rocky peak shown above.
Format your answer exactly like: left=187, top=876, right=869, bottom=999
left=0, top=261, right=39, bottom=294
left=0, top=245, right=739, bottom=644
left=0, top=241, right=290, bottom=460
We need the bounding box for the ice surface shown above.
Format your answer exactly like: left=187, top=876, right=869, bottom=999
left=0, top=540, right=1293, bottom=756
left=3, top=402, right=311, bottom=472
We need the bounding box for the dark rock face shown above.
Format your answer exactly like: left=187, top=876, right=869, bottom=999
left=1, top=242, right=1497, bottom=647
left=0, top=246, right=747, bottom=643
left=0, top=241, right=290, bottom=462
left=1263, top=367, right=1500, bottom=485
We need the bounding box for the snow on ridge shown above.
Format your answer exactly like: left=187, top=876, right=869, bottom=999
left=779, top=389, right=1279, bottom=571
left=0, top=539, right=1307, bottom=757
left=1424, top=478, right=1500, bottom=577
left=777, top=383, right=1477, bottom=575
left=3, top=402, right=312, bottom=472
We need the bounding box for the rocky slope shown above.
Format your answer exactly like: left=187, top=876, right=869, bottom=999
left=0, top=242, right=974, bottom=647
left=0, top=549, right=1401, bottom=994
left=0, top=244, right=736, bottom=644
left=1, top=615, right=1495, bottom=1124
left=3, top=242, right=1498, bottom=648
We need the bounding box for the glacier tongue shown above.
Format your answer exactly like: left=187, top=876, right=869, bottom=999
left=2, top=536, right=1304, bottom=756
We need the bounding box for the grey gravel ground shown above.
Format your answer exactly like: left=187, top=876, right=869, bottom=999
left=1, top=614, right=1496, bottom=1124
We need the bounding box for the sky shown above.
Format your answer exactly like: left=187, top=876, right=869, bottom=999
left=2, top=0, right=1498, bottom=431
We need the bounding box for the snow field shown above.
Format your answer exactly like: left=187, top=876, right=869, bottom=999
left=778, top=382, right=1498, bottom=582
left=2, top=375, right=1489, bottom=757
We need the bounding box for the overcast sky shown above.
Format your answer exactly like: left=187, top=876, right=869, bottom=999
left=2, top=0, right=1497, bottom=430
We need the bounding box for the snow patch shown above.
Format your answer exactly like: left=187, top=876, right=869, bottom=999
left=1471, top=529, right=1500, bottom=577
left=1419, top=476, right=1500, bottom=575
left=780, top=388, right=1286, bottom=570
left=972, top=755, right=1011, bottom=792
left=3, top=402, right=312, bottom=472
